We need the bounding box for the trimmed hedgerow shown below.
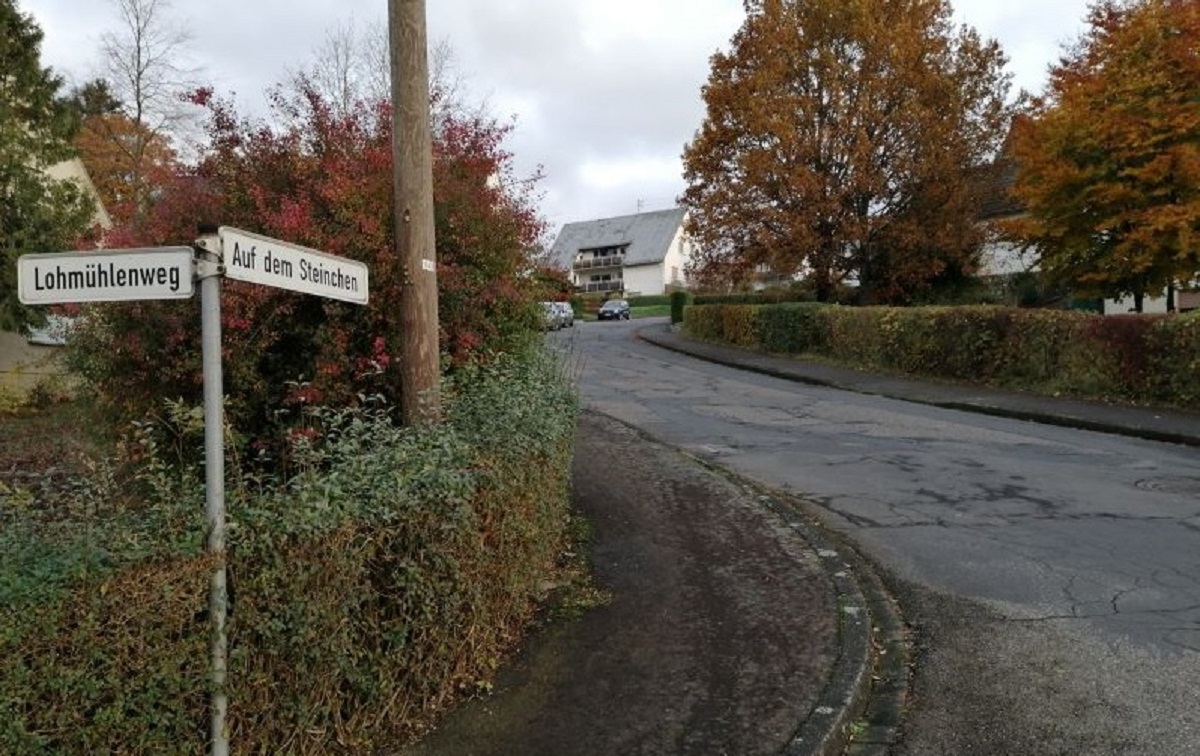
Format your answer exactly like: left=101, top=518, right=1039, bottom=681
left=626, top=294, right=672, bottom=307
left=756, top=302, right=828, bottom=354
left=1145, top=310, right=1200, bottom=406
left=684, top=303, right=760, bottom=347
left=682, top=302, right=1199, bottom=408
left=0, top=345, right=578, bottom=753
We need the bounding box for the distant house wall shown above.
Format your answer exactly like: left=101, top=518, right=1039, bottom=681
left=1102, top=290, right=1200, bottom=315
left=550, top=207, right=696, bottom=296
left=44, top=157, right=113, bottom=231
left=623, top=228, right=692, bottom=295
left=661, top=226, right=690, bottom=290
left=622, top=264, right=663, bottom=296
left=977, top=239, right=1035, bottom=277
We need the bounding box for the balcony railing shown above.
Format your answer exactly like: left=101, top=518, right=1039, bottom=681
left=573, top=254, right=625, bottom=271
left=580, top=280, right=622, bottom=293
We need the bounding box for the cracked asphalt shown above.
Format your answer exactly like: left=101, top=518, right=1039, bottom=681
left=565, top=319, right=1200, bottom=754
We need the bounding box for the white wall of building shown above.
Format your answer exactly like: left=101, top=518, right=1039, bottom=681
left=622, top=265, right=663, bottom=297
left=1104, top=293, right=1171, bottom=315
left=978, top=240, right=1035, bottom=276
left=623, top=227, right=692, bottom=295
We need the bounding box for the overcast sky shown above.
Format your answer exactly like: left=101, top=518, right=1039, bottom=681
left=22, top=0, right=1092, bottom=239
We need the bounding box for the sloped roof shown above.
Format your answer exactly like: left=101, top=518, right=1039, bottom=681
left=549, top=207, right=687, bottom=269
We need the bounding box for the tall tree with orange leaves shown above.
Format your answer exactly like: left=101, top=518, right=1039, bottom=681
left=68, top=78, right=176, bottom=223
left=1008, top=0, right=1200, bottom=311
left=681, top=0, right=1010, bottom=303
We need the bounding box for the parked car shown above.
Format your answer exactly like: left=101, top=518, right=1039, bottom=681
left=553, top=301, right=574, bottom=327
left=597, top=299, right=631, bottom=321
left=25, top=314, right=75, bottom=346
left=541, top=301, right=564, bottom=330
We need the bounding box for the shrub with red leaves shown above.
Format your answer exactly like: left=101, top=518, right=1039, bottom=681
left=68, top=82, right=549, bottom=448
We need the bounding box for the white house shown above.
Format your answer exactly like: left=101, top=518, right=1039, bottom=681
left=549, top=207, right=694, bottom=296
left=973, top=150, right=1198, bottom=313
left=974, top=154, right=1037, bottom=278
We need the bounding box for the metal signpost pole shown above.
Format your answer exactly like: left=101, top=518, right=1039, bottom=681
left=195, top=232, right=229, bottom=756
left=18, top=229, right=367, bottom=754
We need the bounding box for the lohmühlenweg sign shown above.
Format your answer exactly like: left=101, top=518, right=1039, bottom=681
left=218, top=227, right=369, bottom=305
left=17, top=247, right=196, bottom=305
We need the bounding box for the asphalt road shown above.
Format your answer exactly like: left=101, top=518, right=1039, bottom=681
left=555, top=317, right=1200, bottom=755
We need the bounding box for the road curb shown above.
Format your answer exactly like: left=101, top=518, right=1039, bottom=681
left=733, top=481, right=909, bottom=756
left=596, top=410, right=908, bottom=755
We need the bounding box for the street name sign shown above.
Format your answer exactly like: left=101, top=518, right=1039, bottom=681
left=218, top=226, right=369, bottom=305
left=17, top=247, right=196, bottom=305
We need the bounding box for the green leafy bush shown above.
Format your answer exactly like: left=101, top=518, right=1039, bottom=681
left=755, top=302, right=828, bottom=353
left=1145, top=311, right=1200, bottom=405
left=682, top=303, right=760, bottom=346
left=0, top=346, right=578, bottom=753
left=669, top=290, right=692, bottom=324
left=692, top=293, right=758, bottom=305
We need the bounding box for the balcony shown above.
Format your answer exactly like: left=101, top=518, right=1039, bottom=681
left=580, top=280, right=623, bottom=293
left=573, top=254, right=625, bottom=271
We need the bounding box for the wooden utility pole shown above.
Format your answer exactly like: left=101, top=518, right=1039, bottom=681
left=389, top=0, right=441, bottom=424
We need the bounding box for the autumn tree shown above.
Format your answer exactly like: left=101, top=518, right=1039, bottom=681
left=68, top=78, right=176, bottom=219
left=68, top=80, right=546, bottom=444
left=681, top=0, right=1010, bottom=303
left=0, top=0, right=96, bottom=331
left=91, top=0, right=197, bottom=226
left=294, top=18, right=483, bottom=136
left=1007, top=0, right=1200, bottom=311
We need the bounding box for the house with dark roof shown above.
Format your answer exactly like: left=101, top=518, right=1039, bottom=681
left=974, top=152, right=1037, bottom=278
left=973, top=126, right=1197, bottom=313
left=548, top=207, right=694, bottom=296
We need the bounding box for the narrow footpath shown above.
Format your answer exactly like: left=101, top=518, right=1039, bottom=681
left=405, top=412, right=869, bottom=755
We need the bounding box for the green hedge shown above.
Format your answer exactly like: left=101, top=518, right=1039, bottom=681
left=692, top=290, right=812, bottom=305
left=0, top=347, right=578, bottom=753
left=626, top=294, right=672, bottom=307
left=682, top=303, right=1200, bottom=408
left=669, top=291, right=692, bottom=324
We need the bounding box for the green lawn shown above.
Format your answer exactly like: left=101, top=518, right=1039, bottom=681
left=630, top=305, right=670, bottom=319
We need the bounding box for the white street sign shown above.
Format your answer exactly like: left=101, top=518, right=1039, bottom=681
left=17, top=247, right=195, bottom=304
left=218, top=227, right=369, bottom=305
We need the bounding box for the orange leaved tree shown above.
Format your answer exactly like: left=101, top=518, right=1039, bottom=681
left=681, top=0, right=1010, bottom=303
left=1008, top=0, right=1200, bottom=311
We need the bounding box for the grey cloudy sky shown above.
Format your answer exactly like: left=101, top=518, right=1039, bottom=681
left=23, top=0, right=1091, bottom=239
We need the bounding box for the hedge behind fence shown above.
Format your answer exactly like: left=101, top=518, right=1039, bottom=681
left=683, top=303, right=1200, bottom=408
left=1, top=347, right=578, bottom=754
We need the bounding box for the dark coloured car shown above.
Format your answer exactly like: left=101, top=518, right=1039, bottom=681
left=597, top=299, right=631, bottom=321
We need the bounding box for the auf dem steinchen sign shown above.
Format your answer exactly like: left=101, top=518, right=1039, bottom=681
left=218, top=226, right=369, bottom=305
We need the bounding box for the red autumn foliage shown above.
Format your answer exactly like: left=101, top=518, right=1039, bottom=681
left=68, top=81, right=548, bottom=446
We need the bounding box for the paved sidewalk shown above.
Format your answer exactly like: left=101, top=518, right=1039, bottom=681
left=405, top=413, right=873, bottom=756
left=637, top=322, right=1200, bottom=448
